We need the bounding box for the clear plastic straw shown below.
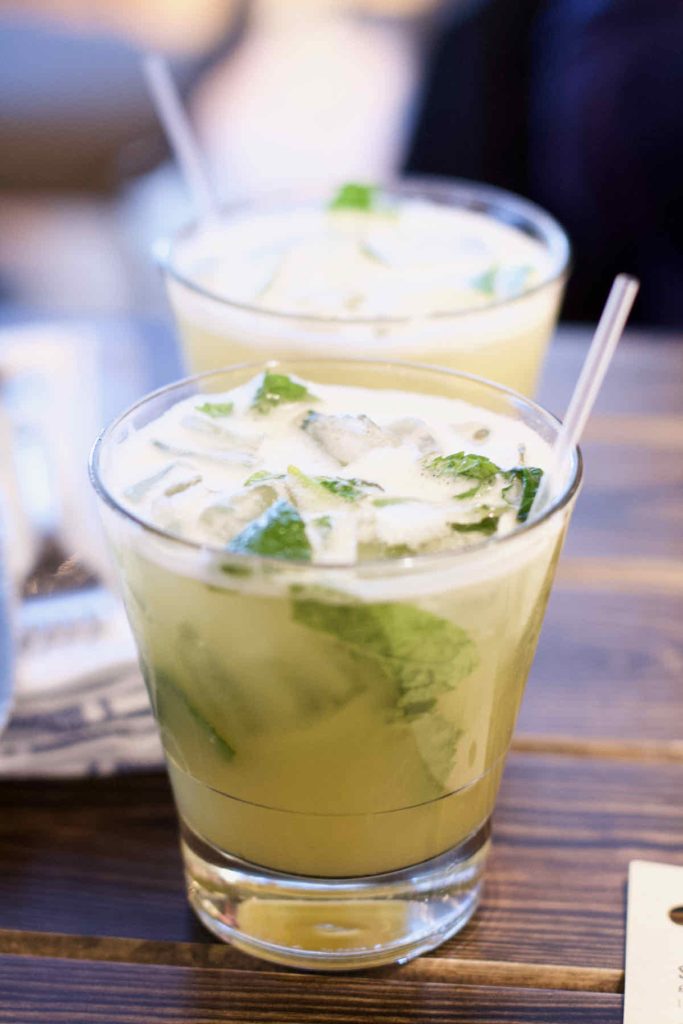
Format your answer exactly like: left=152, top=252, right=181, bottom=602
left=142, top=53, right=217, bottom=221
left=533, top=273, right=640, bottom=514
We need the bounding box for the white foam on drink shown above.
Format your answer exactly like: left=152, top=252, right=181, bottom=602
left=172, top=200, right=548, bottom=320
left=101, top=372, right=577, bottom=600
left=108, top=377, right=548, bottom=522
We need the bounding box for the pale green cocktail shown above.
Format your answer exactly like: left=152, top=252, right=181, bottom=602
left=91, top=360, right=580, bottom=969
left=160, top=181, right=570, bottom=396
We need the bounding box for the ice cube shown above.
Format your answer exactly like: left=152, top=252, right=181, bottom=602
left=387, top=417, right=439, bottom=455
left=181, top=413, right=263, bottom=454
left=150, top=483, right=213, bottom=537
left=124, top=462, right=202, bottom=504
left=198, top=484, right=277, bottom=543
left=369, top=500, right=456, bottom=552
left=302, top=411, right=395, bottom=465
left=152, top=439, right=257, bottom=468
left=305, top=510, right=358, bottom=565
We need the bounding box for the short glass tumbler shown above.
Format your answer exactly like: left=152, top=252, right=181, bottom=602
left=90, top=359, right=581, bottom=970
left=159, top=180, right=571, bottom=396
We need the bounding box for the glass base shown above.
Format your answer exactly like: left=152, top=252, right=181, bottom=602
left=181, top=821, right=490, bottom=970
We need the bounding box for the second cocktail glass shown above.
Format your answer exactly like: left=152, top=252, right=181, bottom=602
left=159, top=181, right=570, bottom=396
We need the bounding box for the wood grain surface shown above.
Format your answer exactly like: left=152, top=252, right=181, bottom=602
left=0, top=753, right=680, bottom=972
left=566, top=439, right=683, bottom=561
left=0, top=955, right=623, bottom=1023
left=537, top=330, right=683, bottom=416
left=0, top=326, right=681, bottom=1020
left=521, top=586, right=683, bottom=742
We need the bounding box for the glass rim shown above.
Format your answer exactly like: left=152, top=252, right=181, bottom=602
left=157, top=176, right=572, bottom=327
left=89, top=358, right=583, bottom=574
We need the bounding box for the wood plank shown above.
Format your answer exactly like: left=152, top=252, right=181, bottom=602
left=585, top=415, right=683, bottom=449
left=540, top=335, right=683, bottom=558
left=0, top=954, right=623, bottom=1023
left=0, top=773, right=195, bottom=944
left=565, top=439, right=683, bottom=561
left=520, top=586, right=683, bottom=743
left=539, top=331, right=683, bottom=416
left=0, top=930, right=622, bottom=992
left=437, top=753, right=683, bottom=968
left=512, top=736, right=683, bottom=763
left=0, top=755, right=680, bottom=971
left=555, top=558, right=683, bottom=595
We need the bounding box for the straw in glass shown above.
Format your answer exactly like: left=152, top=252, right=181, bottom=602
left=533, top=273, right=640, bottom=514
left=142, top=53, right=218, bottom=221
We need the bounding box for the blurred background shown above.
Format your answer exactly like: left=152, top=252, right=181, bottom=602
left=0, top=0, right=681, bottom=328
left=0, top=0, right=680, bottom=774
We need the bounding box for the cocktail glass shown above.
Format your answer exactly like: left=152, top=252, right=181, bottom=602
left=159, top=180, right=570, bottom=396
left=90, top=359, right=581, bottom=970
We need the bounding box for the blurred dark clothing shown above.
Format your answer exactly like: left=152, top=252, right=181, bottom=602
left=406, top=0, right=683, bottom=326
left=406, top=0, right=540, bottom=193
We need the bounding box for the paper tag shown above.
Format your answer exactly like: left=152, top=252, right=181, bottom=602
left=624, top=861, right=683, bottom=1024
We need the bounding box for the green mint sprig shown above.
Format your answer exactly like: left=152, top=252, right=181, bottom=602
left=228, top=500, right=311, bottom=561
left=195, top=401, right=234, bottom=418
left=292, top=596, right=477, bottom=720
left=252, top=372, right=318, bottom=414
left=503, top=466, right=543, bottom=522
left=452, top=514, right=500, bottom=536
left=243, top=470, right=285, bottom=486
left=151, top=664, right=235, bottom=762
left=425, top=451, right=543, bottom=524
left=472, top=266, right=498, bottom=296
left=426, top=452, right=501, bottom=482
left=287, top=465, right=380, bottom=505
left=328, top=182, right=376, bottom=212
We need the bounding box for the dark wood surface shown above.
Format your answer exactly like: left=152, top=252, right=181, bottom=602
left=1, top=323, right=682, bottom=1019
left=521, top=586, right=683, bottom=744
left=0, top=754, right=680, bottom=973
left=0, top=956, right=624, bottom=1023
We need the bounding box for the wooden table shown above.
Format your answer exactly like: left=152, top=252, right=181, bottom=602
left=1, top=324, right=682, bottom=1022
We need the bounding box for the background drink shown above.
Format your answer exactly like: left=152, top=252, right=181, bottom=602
left=91, top=360, right=581, bottom=969
left=161, top=182, right=570, bottom=396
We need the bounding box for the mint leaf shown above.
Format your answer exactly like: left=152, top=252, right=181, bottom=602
left=291, top=590, right=476, bottom=787
left=252, top=372, right=318, bottom=414
left=329, top=182, right=376, bottom=212
left=291, top=597, right=477, bottom=719
left=451, top=514, right=500, bottom=536
left=426, top=451, right=501, bottom=482
left=372, top=497, right=412, bottom=508
left=152, top=665, right=235, bottom=761
left=220, top=562, right=252, bottom=578
left=411, top=713, right=462, bottom=792
left=472, top=266, right=498, bottom=296
left=428, top=452, right=543, bottom=523
left=195, top=401, right=234, bottom=418
left=228, top=499, right=311, bottom=561
left=357, top=540, right=416, bottom=560
left=385, top=543, right=415, bottom=558
left=504, top=466, right=543, bottom=522
left=317, top=476, right=377, bottom=502
left=454, top=484, right=483, bottom=501
left=288, top=465, right=380, bottom=504
left=244, top=470, right=285, bottom=486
